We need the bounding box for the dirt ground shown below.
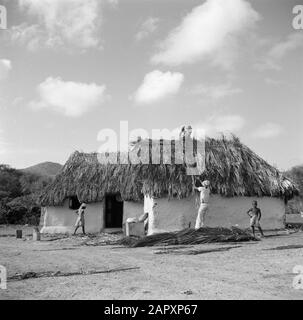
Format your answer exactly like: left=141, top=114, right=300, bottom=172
left=0, top=225, right=303, bottom=300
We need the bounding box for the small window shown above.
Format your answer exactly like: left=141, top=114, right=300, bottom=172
left=69, top=196, right=81, bottom=210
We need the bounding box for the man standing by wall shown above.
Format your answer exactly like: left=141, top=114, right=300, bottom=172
left=247, top=200, right=265, bottom=238
left=194, top=180, right=210, bottom=229
left=73, top=203, right=86, bottom=235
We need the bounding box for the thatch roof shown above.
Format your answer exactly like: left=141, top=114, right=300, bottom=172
left=39, top=136, right=298, bottom=206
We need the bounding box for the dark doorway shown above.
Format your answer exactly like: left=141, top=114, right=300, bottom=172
left=105, top=194, right=123, bottom=228
left=69, top=196, right=81, bottom=210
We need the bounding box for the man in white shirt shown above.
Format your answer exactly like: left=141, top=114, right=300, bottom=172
left=73, top=203, right=86, bottom=235
left=194, top=180, right=210, bottom=229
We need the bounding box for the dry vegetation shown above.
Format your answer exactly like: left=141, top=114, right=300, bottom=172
left=40, top=136, right=298, bottom=206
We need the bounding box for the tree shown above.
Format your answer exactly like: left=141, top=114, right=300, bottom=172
left=6, top=195, right=41, bottom=225
left=285, top=165, right=303, bottom=214
left=287, top=166, right=303, bottom=195
left=0, top=164, right=22, bottom=200
left=0, top=164, right=51, bottom=225
left=19, top=172, right=52, bottom=195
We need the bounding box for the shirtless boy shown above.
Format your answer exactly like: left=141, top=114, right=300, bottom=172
left=247, top=200, right=265, bottom=238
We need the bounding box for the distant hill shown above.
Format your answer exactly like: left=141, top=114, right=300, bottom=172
left=22, top=162, right=62, bottom=178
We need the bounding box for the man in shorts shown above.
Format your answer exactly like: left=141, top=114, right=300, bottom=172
left=247, top=200, right=264, bottom=238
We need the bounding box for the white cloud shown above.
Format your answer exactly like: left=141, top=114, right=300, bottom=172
left=9, top=24, right=45, bottom=52
left=190, top=83, right=242, bottom=99
left=269, top=33, right=303, bottom=60
left=193, top=115, right=245, bottom=137
left=0, top=59, right=12, bottom=80
left=252, top=123, right=283, bottom=139
left=136, top=17, right=159, bottom=41
left=106, top=0, right=119, bottom=7
left=264, top=78, right=284, bottom=86
left=133, top=70, right=184, bottom=104
left=256, top=33, right=303, bottom=71
left=151, top=0, right=260, bottom=68
left=13, top=0, right=102, bottom=50
left=29, top=77, right=108, bottom=117
left=12, top=97, right=24, bottom=106
left=211, top=115, right=245, bottom=133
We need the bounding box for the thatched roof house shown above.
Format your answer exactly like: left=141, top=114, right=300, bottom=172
left=39, top=136, right=298, bottom=234
left=40, top=136, right=297, bottom=206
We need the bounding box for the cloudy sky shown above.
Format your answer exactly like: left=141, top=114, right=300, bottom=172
left=0, top=0, right=302, bottom=170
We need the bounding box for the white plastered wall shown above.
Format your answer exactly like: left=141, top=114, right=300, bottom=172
left=123, top=201, right=144, bottom=223
left=144, top=194, right=286, bottom=234
left=40, top=195, right=286, bottom=234
left=40, top=199, right=104, bottom=234
left=41, top=199, right=144, bottom=234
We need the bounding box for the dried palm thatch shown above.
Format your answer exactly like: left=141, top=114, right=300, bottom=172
left=39, top=135, right=298, bottom=206
left=118, top=227, right=257, bottom=247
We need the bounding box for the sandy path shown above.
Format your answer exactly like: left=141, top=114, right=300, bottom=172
left=0, top=228, right=303, bottom=299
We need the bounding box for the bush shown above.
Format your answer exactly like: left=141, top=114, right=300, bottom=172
left=6, top=196, right=41, bottom=225
left=0, top=165, right=22, bottom=200
left=286, top=196, right=303, bottom=215
left=0, top=164, right=51, bottom=225
left=285, top=165, right=303, bottom=215
left=0, top=200, right=9, bottom=224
